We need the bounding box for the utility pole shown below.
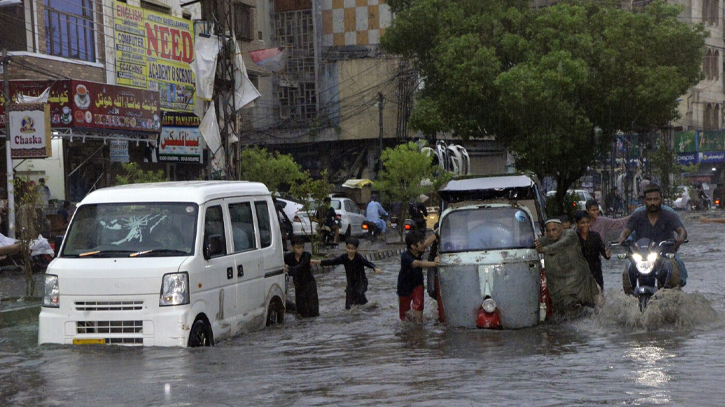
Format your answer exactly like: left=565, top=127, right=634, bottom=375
left=378, top=91, right=384, bottom=173
left=1, top=49, right=14, bottom=238
left=200, top=0, right=238, bottom=179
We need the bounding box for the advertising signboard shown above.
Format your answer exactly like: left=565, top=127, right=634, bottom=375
left=0, top=80, right=160, bottom=133
left=109, top=140, right=130, bottom=163
left=675, top=131, right=697, bottom=153
left=9, top=104, right=51, bottom=158
left=113, top=1, right=195, bottom=112
left=158, top=112, right=203, bottom=163
left=676, top=153, right=697, bottom=165
left=698, top=130, right=725, bottom=153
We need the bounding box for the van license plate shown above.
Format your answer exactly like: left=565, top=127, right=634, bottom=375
left=73, top=338, right=105, bottom=345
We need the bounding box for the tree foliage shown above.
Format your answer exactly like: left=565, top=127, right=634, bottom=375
left=288, top=171, right=332, bottom=254
left=383, top=0, right=707, bottom=213
left=240, top=147, right=305, bottom=193
left=115, top=163, right=167, bottom=185
left=375, top=143, right=436, bottom=240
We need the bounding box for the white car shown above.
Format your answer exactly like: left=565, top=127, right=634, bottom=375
left=546, top=189, right=601, bottom=212
left=672, top=186, right=691, bottom=210
left=330, top=197, right=367, bottom=239
left=277, top=198, right=317, bottom=238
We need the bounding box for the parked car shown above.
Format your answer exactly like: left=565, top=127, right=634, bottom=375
left=546, top=189, right=601, bottom=212
left=330, top=196, right=366, bottom=239
left=276, top=198, right=317, bottom=238
left=672, top=186, right=691, bottom=210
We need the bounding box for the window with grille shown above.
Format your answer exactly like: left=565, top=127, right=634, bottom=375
left=44, top=0, right=96, bottom=62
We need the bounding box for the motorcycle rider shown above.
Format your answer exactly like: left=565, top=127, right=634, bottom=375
left=316, top=196, right=340, bottom=246
left=365, top=195, right=388, bottom=240
left=616, top=184, right=687, bottom=294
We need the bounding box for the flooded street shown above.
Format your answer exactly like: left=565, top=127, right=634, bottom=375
left=2, top=215, right=725, bottom=406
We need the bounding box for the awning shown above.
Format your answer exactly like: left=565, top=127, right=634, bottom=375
left=342, top=179, right=372, bottom=189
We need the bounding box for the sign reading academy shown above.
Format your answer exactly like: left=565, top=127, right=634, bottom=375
left=114, top=1, right=195, bottom=112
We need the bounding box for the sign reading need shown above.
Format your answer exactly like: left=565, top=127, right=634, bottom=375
left=114, top=1, right=195, bottom=112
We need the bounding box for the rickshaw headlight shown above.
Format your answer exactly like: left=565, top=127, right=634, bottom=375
left=482, top=298, right=497, bottom=313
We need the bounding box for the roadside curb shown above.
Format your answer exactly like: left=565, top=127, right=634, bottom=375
left=314, top=247, right=405, bottom=275
left=0, top=300, right=40, bottom=329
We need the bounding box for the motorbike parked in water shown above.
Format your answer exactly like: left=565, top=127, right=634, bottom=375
left=612, top=238, right=685, bottom=312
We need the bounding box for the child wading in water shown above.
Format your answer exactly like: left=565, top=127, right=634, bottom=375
left=312, top=237, right=382, bottom=309
left=284, top=236, right=320, bottom=318
left=574, top=210, right=610, bottom=291
left=398, top=231, right=439, bottom=322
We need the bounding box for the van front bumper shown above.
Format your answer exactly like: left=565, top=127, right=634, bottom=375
left=38, top=294, right=193, bottom=347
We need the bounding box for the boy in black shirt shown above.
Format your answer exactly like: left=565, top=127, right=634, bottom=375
left=397, top=231, right=439, bottom=322
left=574, top=210, right=609, bottom=290
left=312, top=237, right=381, bottom=309
left=284, top=236, right=320, bottom=318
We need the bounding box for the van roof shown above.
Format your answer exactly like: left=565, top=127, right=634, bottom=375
left=79, top=181, right=271, bottom=205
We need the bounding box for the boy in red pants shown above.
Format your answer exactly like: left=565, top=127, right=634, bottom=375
left=397, top=231, right=438, bottom=322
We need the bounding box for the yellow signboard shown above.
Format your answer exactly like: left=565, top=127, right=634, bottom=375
left=113, top=1, right=195, bottom=112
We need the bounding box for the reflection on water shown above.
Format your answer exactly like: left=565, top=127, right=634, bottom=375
left=1, top=217, right=725, bottom=405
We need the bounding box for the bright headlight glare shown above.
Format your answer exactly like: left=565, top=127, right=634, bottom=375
left=647, top=253, right=658, bottom=262
left=634, top=258, right=655, bottom=275
left=632, top=253, right=643, bottom=262
left=482, top=298, right=497, bottom=313
left=43, top=275, right=59, bottom=308
left=160, top=272, right=189, bottom=306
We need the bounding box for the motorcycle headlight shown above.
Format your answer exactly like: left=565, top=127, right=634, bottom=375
left=43, top=274, right=59, bottom=308
left=482, top=298, right=497, bottom=313
left=160, top=272, right=189, bottom=306
left=632, top=254, right=655, bottom=275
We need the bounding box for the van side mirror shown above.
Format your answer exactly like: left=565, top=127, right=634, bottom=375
left=204, top=234, right=224, bottom=260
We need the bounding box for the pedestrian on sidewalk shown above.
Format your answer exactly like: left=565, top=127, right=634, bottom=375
left=311, top=237, right=382, bottom=310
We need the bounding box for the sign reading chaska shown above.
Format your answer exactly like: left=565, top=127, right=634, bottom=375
left=114, top=1, right=195, bottom=112
left=9, top=104, right=51, bottom=158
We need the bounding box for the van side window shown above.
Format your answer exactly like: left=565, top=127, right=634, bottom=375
left=255, top=201, right=272, bottom=248
left=204, top=206, right=227, bottom=256
left=229, top=202, right=256, bottom=252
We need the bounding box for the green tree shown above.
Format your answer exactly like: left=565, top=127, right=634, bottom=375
left=240, top=147, right=305, bottom=193
left=383, top=0, right=706, bottom=214
left=289, top=171, right=332, bottom=254
left=115, top=163, right=167, bottom=185
left=375, top=142, right=436, bottom=241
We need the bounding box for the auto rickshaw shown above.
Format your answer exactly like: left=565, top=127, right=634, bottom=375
left=433, top=174, right=549, bottom=329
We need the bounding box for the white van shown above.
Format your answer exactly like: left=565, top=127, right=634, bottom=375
left=38, top=181, right=286, bottom=347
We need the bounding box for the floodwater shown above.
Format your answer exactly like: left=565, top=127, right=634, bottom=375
left=2, top=215, right=725, bottom=406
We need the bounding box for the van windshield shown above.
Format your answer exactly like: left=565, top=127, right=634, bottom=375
left=61, top=203, right=198, bottom=258
left=439, top=207, right=535, bottom=253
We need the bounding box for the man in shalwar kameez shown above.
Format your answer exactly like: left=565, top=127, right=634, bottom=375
left=535, top=218, right=602, bottom=313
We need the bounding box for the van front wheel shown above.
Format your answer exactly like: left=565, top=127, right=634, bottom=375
left=188, top=319, right=213, bottom=347
left=266, top=299, right=285, bottom=326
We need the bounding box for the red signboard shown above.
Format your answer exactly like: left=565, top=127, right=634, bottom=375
left=0, top=80, right=160, bottom=133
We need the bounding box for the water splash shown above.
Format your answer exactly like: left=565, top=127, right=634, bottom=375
left=594, top=289, right=720, bottom=330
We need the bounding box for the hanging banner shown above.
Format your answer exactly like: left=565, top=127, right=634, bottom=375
left=109, top=140, right=130, bottom=163
left=113, top=1, right=195, bottom=112
left=158, top=112, right=203, bottom=163
left=9, top=104, right=51, bottom=158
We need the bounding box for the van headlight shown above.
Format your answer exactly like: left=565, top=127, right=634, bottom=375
left=43, top=274, right=59, bottom=308
left=160, top=272, right=189, bottom=306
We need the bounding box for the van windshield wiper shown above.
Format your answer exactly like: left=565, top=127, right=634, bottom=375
left=130, top=249, right=189, bottom=257
left=78, top=250, right=136, bottom=258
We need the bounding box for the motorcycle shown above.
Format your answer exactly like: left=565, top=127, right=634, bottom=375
left=696, top=188, right=712, bottom=210
left=362, top=220, right=384, bottom=242
left=612, top=238, right=684, bottom=312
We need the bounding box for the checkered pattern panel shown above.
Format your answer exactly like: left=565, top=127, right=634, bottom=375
left=321, top=0, right=392, bottom=46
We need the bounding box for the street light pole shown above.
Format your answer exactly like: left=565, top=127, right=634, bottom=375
left=2, top=49, right=14, bottom=238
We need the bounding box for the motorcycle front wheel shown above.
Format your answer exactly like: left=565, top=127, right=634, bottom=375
left=639, top=295, right=649, bottom=312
